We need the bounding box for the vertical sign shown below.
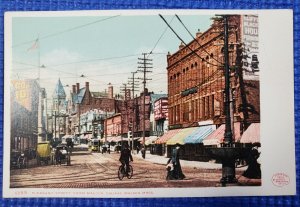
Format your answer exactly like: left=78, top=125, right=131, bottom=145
left=242, top=15, right=259, bottom=80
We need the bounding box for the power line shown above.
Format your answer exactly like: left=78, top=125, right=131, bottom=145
left=147, top=16, right=175, bottom=58
left=175, top=14, right=224, bottom=65
left=12, top=15, right=121, bottom=48
left=159, top=14, right=221, bottom=68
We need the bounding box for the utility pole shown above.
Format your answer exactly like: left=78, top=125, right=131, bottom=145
left=223, top=15, right=233, bottom=146
left=120, top=83, right=130, bottom=146
left=128, top=72, right=139, bottom=152
left=137, top=53, right=152, bottom=158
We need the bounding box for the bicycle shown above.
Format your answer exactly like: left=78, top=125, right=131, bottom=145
left=118, top=163, right=133, bottom=180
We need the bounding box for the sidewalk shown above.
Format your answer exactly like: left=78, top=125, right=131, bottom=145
left=132, top=151, right=261, bottom=186
left=132, top=151, right=222, bottom=169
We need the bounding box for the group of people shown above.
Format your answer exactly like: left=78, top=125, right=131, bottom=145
left=119, top=143, right=185, bottom=180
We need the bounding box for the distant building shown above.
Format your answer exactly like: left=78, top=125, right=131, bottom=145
left=67, top=82, right=122, bottom=142
left=51, top=79, right=68, bottom=140
left=11, top=79, right=40, bottom=152
left=153, top=96, right=168, bottom=136
left=121, top=89, right=151, bottom=138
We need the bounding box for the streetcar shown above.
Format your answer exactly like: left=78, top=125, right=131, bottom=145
left=89, top=139, right=100, bottom=152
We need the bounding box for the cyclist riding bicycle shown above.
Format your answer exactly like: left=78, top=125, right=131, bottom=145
left=119, top=143, right=133, bottom=175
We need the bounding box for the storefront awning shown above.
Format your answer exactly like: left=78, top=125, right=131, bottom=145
left=145, top=136, right=159, bottom=146
left=105, top=136, right=122, bottom=142
left=139, top=136, right=157, bottom=144
left=155, top=129, right=181, bottom=144
left=166, top=127, right=198, bottom=145
left=184, top=125, right=216, bottom=144
left=203, top=123, right=241, bottom=146
left=240, top=123, right=260, bottom=143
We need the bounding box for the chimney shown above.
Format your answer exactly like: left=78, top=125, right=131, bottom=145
left=167, top=51, right=172, bottom=65
left=76, top=83, right=80, bottom=93
left=196, top=29, right=202, bottom=38
left=179, top=42, right=185, bottom=50
left=72, top=85, right=76, bottom=93
left=108, top=83, right=113, bottom=99
left=85, top=82, right=89, bottom=92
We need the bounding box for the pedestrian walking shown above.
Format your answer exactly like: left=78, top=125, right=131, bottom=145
left=141, top=146, right=145, bottom=159
left=170, top=143, right=185, bottom=180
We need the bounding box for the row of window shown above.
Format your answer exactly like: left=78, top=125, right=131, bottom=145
left=169, top=95, right=219, bottom=125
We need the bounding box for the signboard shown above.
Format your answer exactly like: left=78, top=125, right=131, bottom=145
left=242, top=15, right=259, bottom=80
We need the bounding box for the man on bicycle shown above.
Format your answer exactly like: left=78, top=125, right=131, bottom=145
left=119, top=143, right=133, bottom=175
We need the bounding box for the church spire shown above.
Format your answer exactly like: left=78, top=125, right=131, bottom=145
left=52, top=78, right=66, bottom=100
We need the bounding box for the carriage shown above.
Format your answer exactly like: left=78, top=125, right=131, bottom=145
left=36, top=142, right=53, bottom=165
left=54, top=144, right=71, bottom=165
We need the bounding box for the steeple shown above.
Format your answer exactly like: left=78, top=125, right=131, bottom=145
left=53, top=78, right=66, bottom=100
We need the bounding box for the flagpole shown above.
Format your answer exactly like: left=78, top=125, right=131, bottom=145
left=38, top=36, right=40, bottom=83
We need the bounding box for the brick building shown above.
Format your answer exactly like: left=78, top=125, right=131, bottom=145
left=120, top=89, right=151, bottom=138
left=167, top=15, right=260, bottom=132
left=68, top=82, right=123, bottom=141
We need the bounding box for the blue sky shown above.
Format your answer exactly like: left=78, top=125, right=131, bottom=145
left=12, top=13, right=213, bottom=97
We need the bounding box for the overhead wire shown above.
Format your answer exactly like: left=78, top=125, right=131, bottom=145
left=159, top=14, right=221, bottom=68
left=175, top=14, right=224, bottom=65
left=12, top=15, right=121, bottom=48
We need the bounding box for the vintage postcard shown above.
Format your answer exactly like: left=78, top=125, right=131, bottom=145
left=3, top=9, right=295, bottom=198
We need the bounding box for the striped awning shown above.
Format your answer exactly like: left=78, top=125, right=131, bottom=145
left=203, top=123, right=241, bottom=146
left=155, top=129, right=181, bottom=144
left=166, top=127, right=198, bottom=145
left=184, top=125, right=216, bottom=144
left=240, top=123, right=260, bottom=143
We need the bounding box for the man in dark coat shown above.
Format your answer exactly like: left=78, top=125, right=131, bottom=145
left=119, top=143, right=133, bottom=174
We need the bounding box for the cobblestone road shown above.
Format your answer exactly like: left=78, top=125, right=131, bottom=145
left=10, top=150, right=251, bottom=188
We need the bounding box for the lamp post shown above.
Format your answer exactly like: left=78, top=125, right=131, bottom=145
left=207, top=15, right=246, bottom=186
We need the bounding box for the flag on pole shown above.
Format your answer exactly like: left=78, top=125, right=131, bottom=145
left=27, top=38, right=39, bottom=51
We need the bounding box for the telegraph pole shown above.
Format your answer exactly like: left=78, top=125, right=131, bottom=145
left=223, top=15, right=233, bottom=146
left=137, top=53, right=152, bottom=158
left=128, top=72, right=139, bottom=152
left=120, top=83, right=130, bottom=146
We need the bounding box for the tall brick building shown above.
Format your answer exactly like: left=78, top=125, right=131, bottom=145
left=167, top=15, right=260, bottom=133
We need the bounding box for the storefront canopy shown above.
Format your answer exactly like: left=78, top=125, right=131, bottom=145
left=240, top=123, right=260, bottom=143
left=105, top=136, right=122, bottom=142
left=139, top=136, right=157, bottom=144
left=145, top=136, right=159, bottom=146
left=203, top=123, right=241, bottom=146
left=155, top=129, right=181, bottom=144
left=166, top=127, right=198, bottom=145
left=184, top=125, right=216, bottom=144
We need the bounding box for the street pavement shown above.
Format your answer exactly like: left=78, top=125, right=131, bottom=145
left=132, top=151, right=223, bottom=169
left=14, top=146, right=260, bottom=188
left=132, top=150, right=261, bottom=186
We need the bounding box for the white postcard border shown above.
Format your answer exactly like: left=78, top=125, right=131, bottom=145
left=3, top=9, right=295, bottom=198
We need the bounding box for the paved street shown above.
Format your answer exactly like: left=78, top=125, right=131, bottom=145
left=10, top=148, right=259, bottom=188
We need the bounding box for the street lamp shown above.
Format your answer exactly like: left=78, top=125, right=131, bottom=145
left=207, top=15, right=249, bottom=186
